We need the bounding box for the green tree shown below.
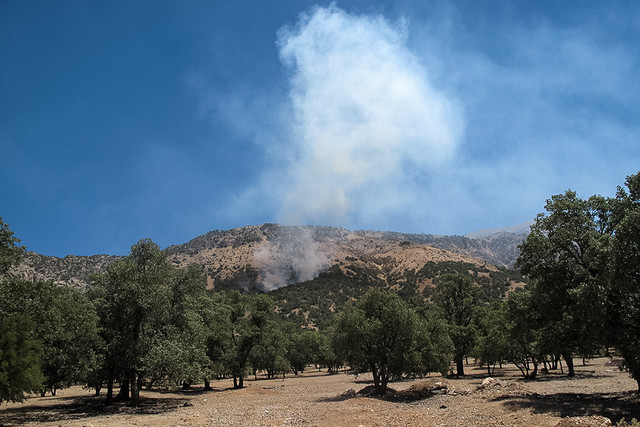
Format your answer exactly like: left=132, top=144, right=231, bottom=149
left=208, top=291, right=275, bottom=388
left=89, top=238, right=208, bottom=405
left=287, top=328, right=328, bottom=375
left=611, top=172, right=640, bottom=391
left=333, top=288, right=450, bottom=395
left=250, top=317, right=290, bottom=379
left=0, top=279, right=102, bottom=396
left=0, top=217, right=100, bottom=398
left=474, top=302, right=509, bottom=375
left=0, top=218, right=42, bottom=402
left=432, top=273, right=480, bottom=376
left=503, top=290, right=543, bottom=379
left=142, top=264, right=210, bottom=390
left=318, top=327, right=342, bottom=374
left=0, top=314, right=44, bottom=403
left=516, top=190, right=612, bottom=376
left=202, top=291, right=233, bottom=389
left=0, top=217, right=25, bottom=275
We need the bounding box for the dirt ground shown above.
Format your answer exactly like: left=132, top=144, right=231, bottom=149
left=1, top=357, right=639, bottom=426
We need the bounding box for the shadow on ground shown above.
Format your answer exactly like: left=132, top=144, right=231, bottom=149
left=0, top=394, right=189, bottom=426
left=493, top=391, right=640, bottom=424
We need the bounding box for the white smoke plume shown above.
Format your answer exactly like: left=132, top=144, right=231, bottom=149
left=252, top=226, right=332, bottom=291
left=249, top=5, right=462, bottom=289
left=275, top=4, right=461, bottom=227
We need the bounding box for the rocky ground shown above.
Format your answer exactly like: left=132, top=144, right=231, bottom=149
left=1, top=357, right=638, bottom=426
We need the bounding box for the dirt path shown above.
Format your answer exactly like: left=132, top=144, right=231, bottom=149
left=1, top=358, right=638, bottom=426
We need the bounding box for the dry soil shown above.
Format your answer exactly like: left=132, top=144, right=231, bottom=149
left=1, top=357, right=639, bottom=426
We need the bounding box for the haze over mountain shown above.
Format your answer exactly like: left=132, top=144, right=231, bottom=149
left=7, top=223, right=528, bottom=292
left=465, top=221, right=534, bottom=239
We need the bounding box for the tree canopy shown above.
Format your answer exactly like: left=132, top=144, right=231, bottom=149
left=0, top=217, right=25, bottom=276
left=89, top=238, right=208, bottom=405
left=333, top=288, right=451, bottom=395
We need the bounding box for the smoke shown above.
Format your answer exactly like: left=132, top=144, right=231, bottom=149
left=247, top=5, right=462, bottom=289
left=275, top=4, right=461, bottom=227
left=252, top=226, right=331, bottom=291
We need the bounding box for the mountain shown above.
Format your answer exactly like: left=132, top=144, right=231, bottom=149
left=6, top=223, right=529, bottom=292
left=8, top=252, right=122, bottom=289
left=465, top=221, right=534, bottom=239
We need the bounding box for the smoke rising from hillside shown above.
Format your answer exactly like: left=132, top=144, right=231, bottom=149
left=245, top=5, right=462, bottom=288
left=253, top=227, right=331, bottom=291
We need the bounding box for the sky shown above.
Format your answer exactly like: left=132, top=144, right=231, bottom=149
left=1, top=1, right=639, bottom=257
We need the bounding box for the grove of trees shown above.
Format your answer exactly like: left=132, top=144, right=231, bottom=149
left=1, top=170, right=640, bottom=403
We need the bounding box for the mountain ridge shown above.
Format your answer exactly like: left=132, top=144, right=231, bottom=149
left=7, top=223, right=529, bottom=291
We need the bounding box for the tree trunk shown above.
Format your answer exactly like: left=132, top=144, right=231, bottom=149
left=380, top=370, right=389, bottom=395
left=105, top=378, right=114, bottom=404
left=563, top=354, right=575, bottom=377
left=372, top=366, right=381, bottom=394
left=115, top=379, right=130, bottom=401
left=456, top=358, right=465, bottom=376
left=204, top=378, right=212, bottom=391
left=527, top=361, right=538, bottom=379
left=233, top=376, right=238, bottom=389
left=129, top=371, right=140, bottom=407
left=238, top=375, right=244, bottom=388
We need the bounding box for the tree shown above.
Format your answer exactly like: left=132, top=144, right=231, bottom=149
left=0, top=279, right=102, bottom=396
left=89, top=238, right=208, bottom=405
left=0, top=218, right=42, bottom=403
left=0, top=217, right=25, bottom=275
left=202, top=292, right=233, bottom=389
left=432, top=274, right=480, bottom=376
left=0, top=219, right=100, bottom=399
left=503, top=290, right=543, bottom=379
left=207, top=291, right=276, bottom=389
left=250, top=317, right=290, bottom=379
left=0, top=314, right=44, bottom=403
left=611, top=172, right=640, bottom=391
left=516, top=190, right=612, bottom=376
left=333, top=288, right=450, bottom=395
left=474, top=302, right=509, bottom=375
left=142, top=264, right=210, bottom=390
left=287, top=328, right=327, bottom=375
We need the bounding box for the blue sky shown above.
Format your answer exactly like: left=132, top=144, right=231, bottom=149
left=1, top=1, right=639, bottom=257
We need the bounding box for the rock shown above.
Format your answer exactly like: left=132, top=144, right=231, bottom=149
left=554, top=416, right=612, bottom=427
left=399, top=378, right=450, bottom=400
left=477, top=377, right=503, bottom=390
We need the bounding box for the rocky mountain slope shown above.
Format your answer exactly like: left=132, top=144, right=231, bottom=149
left=7, top=223, right=529, bottom=292
left=8, top=252, right=121, bottom=289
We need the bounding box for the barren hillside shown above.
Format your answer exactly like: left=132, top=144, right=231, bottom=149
left=7, top=224, right=527, bottom=292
